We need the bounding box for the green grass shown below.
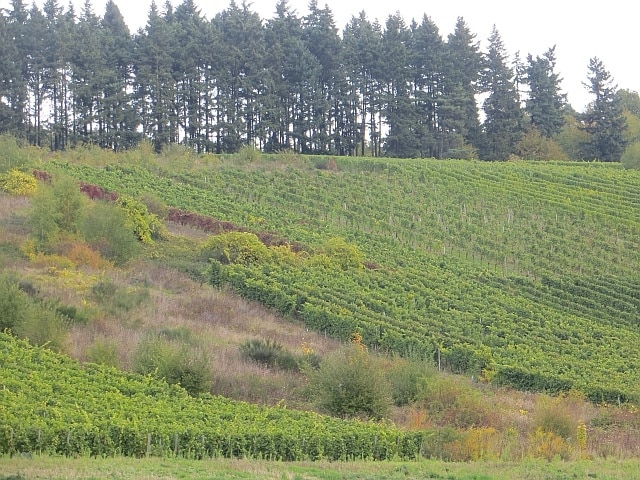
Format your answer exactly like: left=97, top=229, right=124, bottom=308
left=1, top=456, right=640, bottom=480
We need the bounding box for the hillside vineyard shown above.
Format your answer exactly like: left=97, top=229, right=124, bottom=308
left=48, top=157, right=640, bottom=404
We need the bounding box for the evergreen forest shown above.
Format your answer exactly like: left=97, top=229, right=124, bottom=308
left=0, top=0, right=637, bottom=161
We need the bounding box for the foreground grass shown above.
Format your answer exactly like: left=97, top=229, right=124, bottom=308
left=1, top=456, right=640, bottom=480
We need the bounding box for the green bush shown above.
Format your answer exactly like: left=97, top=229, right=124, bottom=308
left=82, top=203, right=141, bottom=265
left=0, top=273, right=31, bottom=332
left=117, top=195, right=166, bottom=244
left=239, top=338, right=300, bottom=371
left=90, top=279, right=148, bottom=317
left=0, top=273, right=68, bottom=353
left=319, top=237, right=364, bottom=270
left=621, top=141, right=640, bottom=170
left=388, top=359, right=434, bottom=407
left=417, top=375, right=497, bottom=429
left=532, top=397, right=577, bottom=440
left=0, top=169, right=37, bottom=196
left=0, top=134, right=36, bottom=173
left=14, top=306, right=68, bottom=353
left=86, top=339, right=120, bottom=368
left=307, top=345, right=392, bottom=420
left=132, top=333, right=212, bottom=396
left=201, top=232, right=269, bottom=266
left=236, top=145, right=262, bottom=163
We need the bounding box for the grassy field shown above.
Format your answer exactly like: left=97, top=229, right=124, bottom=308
left=2, top=456, right=640, bottom=480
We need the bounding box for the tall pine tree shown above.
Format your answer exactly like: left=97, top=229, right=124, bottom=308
left=480, top=26, right=523, bottom=160
left=580, top=57, right=627, bottom=161
left=525, top=46, right=566, bottom=138
left=441, top=17, right=482, bottom=156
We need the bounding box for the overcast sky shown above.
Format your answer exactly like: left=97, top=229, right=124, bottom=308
left=5, top=0, right=638, bottom=112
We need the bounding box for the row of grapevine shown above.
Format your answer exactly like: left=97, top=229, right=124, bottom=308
left=0, top=333, right=424, bottom=460
left=44, top=157, right=640, bottom=402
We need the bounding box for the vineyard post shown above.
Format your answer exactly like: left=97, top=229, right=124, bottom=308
left=146, top=433, right=152, bottom=457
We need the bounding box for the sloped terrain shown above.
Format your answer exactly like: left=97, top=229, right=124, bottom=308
left=46, top=156, right=640, bottom=402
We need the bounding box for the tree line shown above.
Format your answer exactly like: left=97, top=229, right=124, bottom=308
left=0, top=0, right=635, bottom=160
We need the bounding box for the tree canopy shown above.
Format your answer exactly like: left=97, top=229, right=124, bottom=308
left=0, top=0, right=633, bottom=160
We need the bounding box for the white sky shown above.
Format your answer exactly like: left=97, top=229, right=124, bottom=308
left=4, top=0, right=638, bottom=112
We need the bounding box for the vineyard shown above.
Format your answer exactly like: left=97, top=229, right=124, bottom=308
left=45, top=156, right=640, bottom=403
left=0, top=333, right=423, bottom=459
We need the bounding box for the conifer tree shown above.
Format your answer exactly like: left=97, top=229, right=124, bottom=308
left=101, top=0, right=139, bottom=150
left=303, top=1, right=342, bottom=154
left=525, top=46, right=566, bottom=138
left=408, top=15, right=445, bottom=157
left=341, top=12, right=383, bottom=156
left=580, top=57, right=627, bottom=161
left=381, top=14, right=416, bottom=158
left=0, top=12, right=22, bottom=134
left=134, top=1, right=177, bottom=152
left=4, top=0, right=30, bottom=138
left=441, top=17, right=482, bottom=155
left=480, top=26, right=523, bottom=160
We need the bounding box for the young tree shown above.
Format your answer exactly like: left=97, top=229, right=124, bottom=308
left=525, top=46, right=566, bottom=138
left=580, top=57, right=627, bottom=161
left=480, top=26, right=523, bottom=160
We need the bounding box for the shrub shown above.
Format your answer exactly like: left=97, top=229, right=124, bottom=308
left=65, top=242, right=112, bottom=269
left=0, top=273, right=31, bottom=332
left=86, top=339, right=120, bottom=368
left=201, top=231, right=269, bottom=266
left=82, top=203, right=141, bottom=265
left=90, top=279, right=148, bottom=318
left=14, top=306, right=69, bottom=353
left=418, top=375, right=498, bottom=429
left=388, top=359, right=434, bottom=407
left=320, top=237, right=364, bottom=270
left=0, top=134, right=35, bottom=172
left=132, top=334, right=212, bottom=396
left=0, top=273, right=68, bottom=353
left=307, top=344, right=392, bottom=420
left=239, top=339, right=300, bottom=372
left=0, top=169, right=37, bottom=196
left=621, top=141, right=640, bottom=170
left=532, top=396, right=577, bottom=440
left=116, top=195, right=166, bottom=244
left=237, top=145, right=262, bottom=163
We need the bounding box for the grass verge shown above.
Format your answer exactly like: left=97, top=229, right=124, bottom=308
left=1, top=456, right=640, bottom=480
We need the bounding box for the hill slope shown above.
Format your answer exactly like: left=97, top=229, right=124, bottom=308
left=0, top=333, right=421, bottom=459
left=47, top=155, right=640, bottom=402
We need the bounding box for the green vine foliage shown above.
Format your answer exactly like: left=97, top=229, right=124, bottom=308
left=46, top=159, right=640, bottom=403
left=0, top=333, right=424, bottom=460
